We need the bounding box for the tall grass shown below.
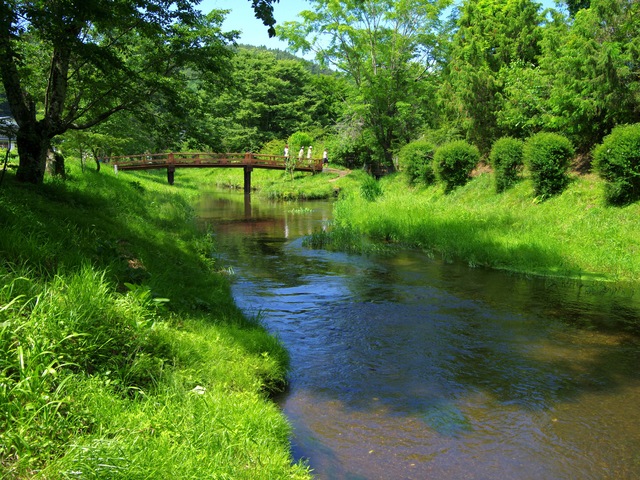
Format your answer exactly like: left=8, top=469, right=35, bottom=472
left=326, top=172, right=640, bottom=283
left=0, top=164, right=310, bottom=478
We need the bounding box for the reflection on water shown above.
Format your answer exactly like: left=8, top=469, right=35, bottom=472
left=197, top=190, right=640, bottom=480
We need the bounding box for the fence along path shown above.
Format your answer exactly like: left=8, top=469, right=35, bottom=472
left=109, top=151, right=324, bottom=192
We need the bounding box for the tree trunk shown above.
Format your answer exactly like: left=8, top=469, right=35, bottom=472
left=15, top=127, right=51, bottom=184
left=46, top=150, right=66, bottom=177
left=91, top=148, right=101, bottom=172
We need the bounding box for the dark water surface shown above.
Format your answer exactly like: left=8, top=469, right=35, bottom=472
left=197, top=190, right=640, bottom=480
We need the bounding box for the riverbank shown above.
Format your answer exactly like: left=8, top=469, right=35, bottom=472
left=0, top=165, right=311, bottom=478
left=192, top=164, right=365, bottom=199
left=322, top=172, right=640, bottom=284
left=178, top=165, right=639, bottom=284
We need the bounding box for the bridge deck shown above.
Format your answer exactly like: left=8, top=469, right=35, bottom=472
left=110, top=152, right=322, bottom=172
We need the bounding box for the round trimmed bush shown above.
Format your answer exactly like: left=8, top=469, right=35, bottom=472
left=398, top=140, right=436, bottom=185
left=523, top=132, right=574, bottom=199
left=489, top=137, right=524, bottom=193
left=433, top=140, right=480, bottom=193
left=593, top=123, right=640, bottom=205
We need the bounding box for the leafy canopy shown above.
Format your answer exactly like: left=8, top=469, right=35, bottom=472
left=0, top=0, right=279, bottom=184
left=278, top=0, right=452, bottom=168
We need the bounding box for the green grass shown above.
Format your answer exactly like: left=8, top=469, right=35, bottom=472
left=0, top=164, right=310, bottom=479
left=324, top=172, right=640, bottom=283
left=190, top=165, right=364, bottom=200
left=6, top=158, right=632, bottom=476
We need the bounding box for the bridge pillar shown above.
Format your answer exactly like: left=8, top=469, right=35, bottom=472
left=167, top=166, right=176, bottom=185
left=243, top=166, right=253, bottom=194
left=244, top=192, right=252, bottom=218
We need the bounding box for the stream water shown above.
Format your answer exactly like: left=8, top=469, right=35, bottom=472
left=197, top=190, right=640, bottom=480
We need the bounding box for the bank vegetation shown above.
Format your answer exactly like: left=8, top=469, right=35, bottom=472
left=314, top=171, right=640, bottom=284
left=0, top=164, right=312, bottom=479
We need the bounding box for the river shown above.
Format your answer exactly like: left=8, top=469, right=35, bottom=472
left=197, top=189, right=640, bottom=480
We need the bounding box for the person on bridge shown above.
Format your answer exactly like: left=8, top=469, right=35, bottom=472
left=307, top=145, right=313, bottom=160
left=284, top=144, right=289, bottom=158
left=323, top=149, right=328, bottom=166
left=298, top=146, right=304, bottom=161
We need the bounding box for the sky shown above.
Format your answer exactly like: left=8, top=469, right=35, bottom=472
left=197, top=0, right=560, bottom=54
left=198, top=0, right=311, bottom=52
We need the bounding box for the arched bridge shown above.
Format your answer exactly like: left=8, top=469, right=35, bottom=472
left=109, top=151, right=324, bottom=193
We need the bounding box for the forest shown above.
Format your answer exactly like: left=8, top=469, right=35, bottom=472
left=1, top=0, right=638, bottom=202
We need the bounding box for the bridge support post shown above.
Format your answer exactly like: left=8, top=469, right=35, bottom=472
left=167, top=166, right=176, bottom=185
left=243, top=166, right=253, bottom=194
left=244, top=192, right=252, bottom=218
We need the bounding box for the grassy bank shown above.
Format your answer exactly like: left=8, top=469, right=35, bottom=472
left=187, top=164, right=639, bottom=283
left=0, top=164, right=311, bottom=478
left=192, top=165, right=366, bottom=200
left=316, top=172, right=640, bottom=284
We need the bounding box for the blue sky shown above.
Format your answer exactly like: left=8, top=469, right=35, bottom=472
left=198, top=0, right=311, bottom=51
left=198, top=0, right=560, bottom=53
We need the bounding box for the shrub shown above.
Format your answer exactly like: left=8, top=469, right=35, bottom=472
left=489, top=137, right=524, bottom=193
left=285, top=132, right=314, bottom=179
left=433, top=140, right=480, bottom=193
left=260, top=139, right=286, bottom=156
left=523, top=132, right=574, bottom=200
left=322, top=130, right=378, bottom=169
left=287, top=132, right=314, bottom=157
left=398, top=140, right=436, bottom=185
left=593, top=123, right=640, bottom=205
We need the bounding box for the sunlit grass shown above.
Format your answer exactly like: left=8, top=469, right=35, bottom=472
left=327, top=172, right=640, bottom=283
left=0, top=164, right=309, bottom=478
left=187, top=165, right=362, bottom=200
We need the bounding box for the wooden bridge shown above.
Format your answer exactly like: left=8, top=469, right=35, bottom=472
left=109, top=151, right=324, bottom=193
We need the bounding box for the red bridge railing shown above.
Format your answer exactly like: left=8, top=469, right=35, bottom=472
left=108, top=152, right=324, bottom=191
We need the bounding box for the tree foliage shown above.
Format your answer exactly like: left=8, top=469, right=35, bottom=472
left=565, top=0, right=592, bottom=16
left=0, top=0, right=238, bottom=183
left=278, top=0, right=452, bottom=169
left=212, top=47, right=345, bottom=152
left=445, top=0, right=544, bottom=153
left=538, top=0, right=640, bottom=152
left=249, top=0, right=280, bottom=37
left=3, top=0, right=639, bottom=198
left=496, top=61, right=551, bottom=139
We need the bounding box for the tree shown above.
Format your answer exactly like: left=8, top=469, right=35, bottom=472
left=445, top=0, right=544, bottom=153
left=211, top=47, right=346, bottom=152
left=278, top=0, right=452, bottom=170
left=493, top=8, right=568, bottom=141
left=538, top=0, right=640, bottom=152
left=214, top=48, right=315, bottom=151
left=565, top=0, right=592, bottom=16
left=61, top=110, right=171, bottom=172
left=0, top=0, right=280, bottom=185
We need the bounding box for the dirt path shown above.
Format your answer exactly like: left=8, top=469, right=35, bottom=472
left=325, top=167, right=352, bottom=181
